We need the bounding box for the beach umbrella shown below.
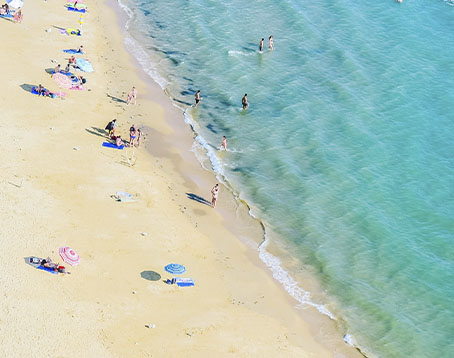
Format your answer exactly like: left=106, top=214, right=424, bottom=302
left=52, top=73, right=73, bottom=89
left=164, top=263, right=186, bottom=275
left=6, top=0, right=23, bottom=9
left=59, top=246, right=80, bottom=266
left=75, top=58, right=93, bottom=73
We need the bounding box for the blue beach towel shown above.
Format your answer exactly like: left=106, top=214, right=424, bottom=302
left=176, top=278, right=195, bottom=287
left=0, top=13, right=14, bottom=18
left=67, top=6, right=86, bottom=13
left=36, top=265, right=58, bottom=275
left=102, top=142, right=124, bottom=150
left=63, top=49, right=82, bottom=54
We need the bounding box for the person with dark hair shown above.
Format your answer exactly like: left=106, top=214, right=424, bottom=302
left=259, top=38, right=264, bottom=52
left=242, top=93, right=248, bottom=110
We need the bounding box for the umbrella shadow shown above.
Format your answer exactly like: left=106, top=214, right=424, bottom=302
left=24, top=256, right=42, bottom=268
left=107, top=93, right=127, bottom=104
left=20, top=83, right=35, bottom=93
left=85, top=127, right=108, bottom=138
left=45, top=68, right=55, bottom=75
left=140, top=270, right=161, bottom=281
left=0, top=16, right=14, bottom=23
left=186, top=193, right=211, bottom=206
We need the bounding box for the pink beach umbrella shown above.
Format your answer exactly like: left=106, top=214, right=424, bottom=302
left=52, top=73, right=73, bottom=89
left=59, top=246, right=80, bottom=266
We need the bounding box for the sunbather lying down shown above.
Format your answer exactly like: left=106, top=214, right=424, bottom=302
left=40, top=257, right=67, bottom=273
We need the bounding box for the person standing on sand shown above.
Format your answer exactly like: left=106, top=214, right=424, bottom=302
left=211, top=183, right=220, bottom=208
left=269, top=35, right=274, bottom=50
left=127, top=86, right=137, bottom=105
left=259, top=38, right=264, bottom=52
left=242, top=94, right=248, bottom=110
left=136, top=129, right=143, bottom=147
left=220, top=136, right=227, bottom=151
left=129, top=124, right=137, bottom=146
left=105, top=119, right=117, bottom=137
left=194, top=90, right=202, bottom=107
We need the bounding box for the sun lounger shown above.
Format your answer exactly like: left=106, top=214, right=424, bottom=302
left=175, top=278, right=195, bottom=287
left=102, top=141, right=124, bottom=150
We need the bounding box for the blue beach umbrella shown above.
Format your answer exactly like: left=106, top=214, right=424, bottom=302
left=164, top=263, right=186, bottom=275
left=6, top=0, right=23, bottom=9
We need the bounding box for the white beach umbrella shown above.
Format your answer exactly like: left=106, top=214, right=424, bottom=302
left=6, top=0, right=23, bottom=9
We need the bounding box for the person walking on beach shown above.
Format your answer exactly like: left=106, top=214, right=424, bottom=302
left=242, top=94, right=248, bottom=110
left=129, top=124, right=137, bottom=146
left=194, top=90, right=202, bottom=107
left=259, top=38, right=264, bottom=52
left=211, top=183, right=220, bottom=208
left=220, top=136, right=227, bottom=151
left=105, top=119, right=117, bottom=137
left=268, top=35, right=274, bottom=50
left=127, top=86, right=137, bottom=105
left=136, top=129, right=143, bottom=147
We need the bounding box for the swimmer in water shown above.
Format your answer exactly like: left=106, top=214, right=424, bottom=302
left=269, top=35, right=274, bottom=50
left=259, top=38, right=264, bottom=52
left=220, top=136, right=227, bottom=151
left=242, top=94, right=248, bottom=110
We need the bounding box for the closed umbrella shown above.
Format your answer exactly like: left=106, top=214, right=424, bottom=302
left=52, top=73, right=73, bottom=89
left=59, top=247, right=80, bottom=266
left=6, top=0, right=23, bottom=9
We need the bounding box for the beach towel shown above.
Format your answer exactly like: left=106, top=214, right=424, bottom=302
left=66, top=28, right=81, bottom=36
left=75, top=58, right=93, bottom=72
left=67, top=6, right=86, bottom=13
left=0, top=13, right=14, bottom=18
left=63, top=49, right=82, bottom=54
left=31, top=87, right=66, bottom=98
left=36, top=265, right=59, bottom=274
left=102, top=142, right=124, bottom=150
left=175, top=278, right=195, bottom=287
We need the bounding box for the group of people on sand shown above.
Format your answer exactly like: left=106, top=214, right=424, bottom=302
left=35, top=84, right=56, bottom=97
left=105, top=119, right=142, bottom=148
left=0, top=4, right=22, bottom=22
left=39, top=257, right=68, bottom=274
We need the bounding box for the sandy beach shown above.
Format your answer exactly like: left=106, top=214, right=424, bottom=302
left=0, top=1, right=365, bottom=357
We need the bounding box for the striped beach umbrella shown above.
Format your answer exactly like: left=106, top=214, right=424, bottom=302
left=59, top=247, right=80, bottom=266
left=52, top=73, right=73, bottom=89
left=164, top=263, right=186, bottom=275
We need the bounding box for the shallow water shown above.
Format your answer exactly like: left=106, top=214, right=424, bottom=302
left=118, top=0, right=454, bottom=357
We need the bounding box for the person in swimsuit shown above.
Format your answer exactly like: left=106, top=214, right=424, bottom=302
left=127, top=86, right=137, bottom=105
left=77, top=45, right=84, bottom=53
left=220, top=136, right=227, bottom=151
left=54, top=64, right=61, bottom=73
left=105, top=119, right=117, bottom=137
left=129, top=125, right=137, bottom=146
left=194, top=90, right=202, bottom=107
left=211, top=183, right=220, bottom=208
left=269, top=35, right=274, bottom=50
left=259, top=38, right=264, bottom=52
left=242, top=93, right=248, bottom=110
left=36, top=84, right=45, bottom=95
left=115, top=135, right=123, bottom=147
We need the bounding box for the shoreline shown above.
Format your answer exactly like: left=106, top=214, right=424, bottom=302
left=109, top=0, right=371, bottom=357
left=0, top=0, right=366, bottom=357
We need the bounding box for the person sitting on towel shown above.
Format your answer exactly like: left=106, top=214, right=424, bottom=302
left=115, top=135, right=123, bottom=147
left=68, top=56, right=76, bottom=65
left=41, top=258, right=67, bottom=273
left=78, top=75, right=86, bottom=84
left=63, top=63, right=71, bottom=73
left=54, top=64, right=61, bottom=73
left=77, top=45, right=85, bottom=54
left=36, top=84, right=45, bottom=95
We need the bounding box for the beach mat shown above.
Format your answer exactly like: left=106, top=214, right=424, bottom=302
left=36, top=265, right=59, bottom=274
left=63, top=49, right=82, bottom=54
left=67, top=6, right=86, bottom=13
left=66, top=28, right=81, bottom=36
left=176, top=278, right=195, bottom=287
left=102, top=142, right=124, bottom=150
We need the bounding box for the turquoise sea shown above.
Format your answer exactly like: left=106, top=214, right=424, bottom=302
left=117, top=0, right=454, bottom=357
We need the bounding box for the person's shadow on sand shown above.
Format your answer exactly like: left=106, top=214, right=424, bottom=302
left=85, top=127, right=108, bottom=138
left=107, top=93, right=127, bottom=103
left=186, top=193, right=211, bottom=206
left=20, top=84, right=36, bottom=93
